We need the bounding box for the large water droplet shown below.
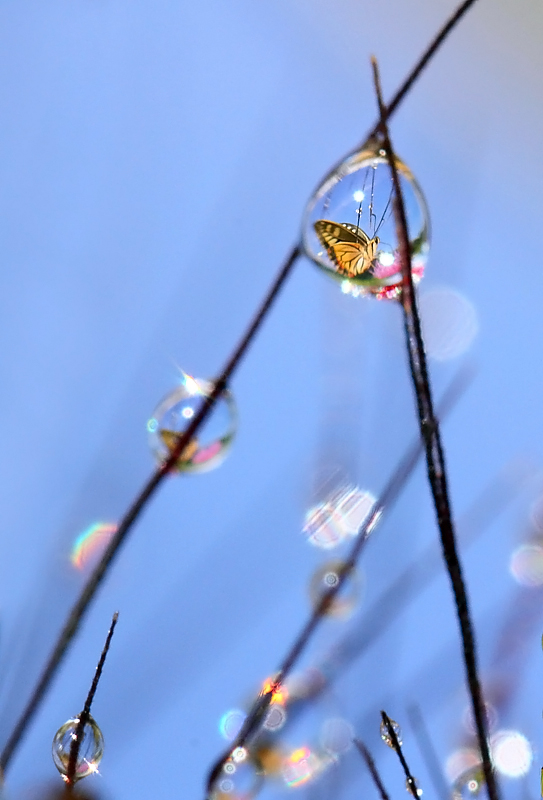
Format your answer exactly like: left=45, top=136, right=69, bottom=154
left=148, top=372, right=237, bottom=474
left=302, top=138, right=430, bottom=300
left=51, top=715, right=104, bottom=782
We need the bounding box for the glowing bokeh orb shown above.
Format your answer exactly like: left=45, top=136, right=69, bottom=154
left=302, top=139, right=429, bottom=300
left=148, top=373, right=237, bottom=474
left=490, top=730, right=532, bottom=778
left=303, top=487, right=375, bottom=550
left=282, top=747, right=322, bottom=788
left=52, top=716, right=104, bottom=782
left=320, top=717, right=354, bottom=756
left=219, top=710, right=246, bottom=742
left=420, top=288, right=478, bottom=361
left=509, top=543, right=543, bottom=587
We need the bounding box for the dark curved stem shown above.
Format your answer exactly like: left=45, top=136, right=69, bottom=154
left=371, top=57, right=498, bottom=800
left=0, top=245, right=301, bottom=773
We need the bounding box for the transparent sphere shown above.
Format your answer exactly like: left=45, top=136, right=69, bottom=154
left=52, top=715, right=104, bottom=781
left=148, top=373, right=237, bottom=474
left=380, top=718, right=402, bottom=748
left=308, top=560, right=361, bottom=619
left=302, top=138, right=430, bottom=300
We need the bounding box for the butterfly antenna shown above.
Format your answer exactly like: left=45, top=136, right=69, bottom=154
left=369, top=166, right=377, bottom=233
left=374, top=188, right=393, bottom=238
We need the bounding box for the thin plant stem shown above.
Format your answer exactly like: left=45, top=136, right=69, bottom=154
left=371, top=56, right=498, bottom=800
left=354, top=738, right=391, bottom=800
left=206, top=368, right=471, bottom=796
left=0, top=245, right=300, bottom=773
left=381, top=711, right=420, bottom=800
left=65, top=613, right=118, bottom=788
left=0, top=0, right=483, bottom=774
left=406, top=705, right=450, bottom=800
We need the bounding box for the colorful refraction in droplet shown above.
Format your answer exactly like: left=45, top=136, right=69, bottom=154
left=490, top=730, right=533, bottom=778
left=309, top=560, right=361, bottom=619
left=71, top=523, right=117, bottom=570
left=380, top=718, right=402, bottom=748
left=509, top=543, right=543, bottom=586
left=148, top=372, right=237, bottom=474
left=51, top=716, right=104, bottom=782
left=302, top=138, right=430, bottom=300
left=282, top=747, right=322, bottom=788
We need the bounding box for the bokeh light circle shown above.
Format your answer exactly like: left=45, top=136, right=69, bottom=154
left=490, top=730, right=532, bottom=778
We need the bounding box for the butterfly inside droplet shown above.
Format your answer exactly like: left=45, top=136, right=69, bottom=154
left=314, top=220, right=380, bottom=278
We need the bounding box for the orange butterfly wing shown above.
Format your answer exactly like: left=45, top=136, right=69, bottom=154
left=314, top=219, right=378, bottom=278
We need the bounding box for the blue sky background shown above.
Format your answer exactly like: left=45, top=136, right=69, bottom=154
left=0, top=1, right=542, bottom=799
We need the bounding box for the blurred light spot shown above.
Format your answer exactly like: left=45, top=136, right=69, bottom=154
left=262, top=676, right=288, bottom=705
left=462, top=701, right=497, bottom=734
left=420, top=288, right=478, bottom=361
left=231, top=748, right=247, bottom=763
left=303, top=503, right=345, bottom=549
left=406, top=777, right=423, bottom=796
left=320, top=717, right=354, bottom=755
left=491, top=730, right=532, bottom=777
left=353, top=190, right=365, bottom=202
left=309, top=560, right=360, bottom=619
left=182, top=407, right=194, bottom=419
left=378, top=251, right=395, bottom=267
left=446, top=748, right=481, bottom=782
left=219, top=710, right=246, bottom=741
left=264, top=704, right=287, bottom=731
left=303, top=487, right=375, bottom=549
left=285, top=668, right=327, bottom=700
left=282, top=747, right=321, bottom=788
left=71, top=522, right=117, bottom=570
left=147, top=417, right=158, bottom=433
left=510, top=543, right=543, bottom=586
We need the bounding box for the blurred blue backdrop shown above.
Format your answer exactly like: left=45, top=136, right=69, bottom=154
left=0, top=1, right=542, bottom=799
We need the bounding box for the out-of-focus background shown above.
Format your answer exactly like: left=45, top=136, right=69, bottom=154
left=0, top=1, right=542, bottom=799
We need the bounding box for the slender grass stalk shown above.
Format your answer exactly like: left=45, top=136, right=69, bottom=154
left=354, top=738, right=391, bottom=800
left=206, top=369, right=470, bottom=796
left=371, top=56, right=498, bottom=800
left=0, top=0, right=483, bottom=776
left=65, top=613, right=118, bottom=788
left=381, top=711, right=420, bottom=800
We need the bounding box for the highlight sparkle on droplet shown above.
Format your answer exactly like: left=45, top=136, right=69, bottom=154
left=148, top=372, right=237, bottom=474
left=380, top=718, right=402, bottom=748
left=52, top=716, right=104, bottom=782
